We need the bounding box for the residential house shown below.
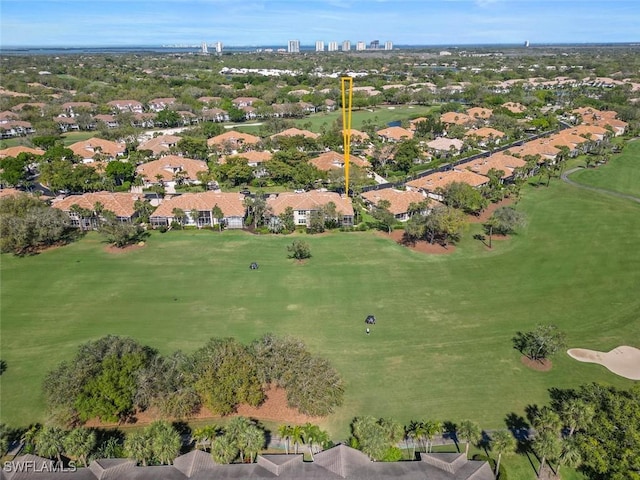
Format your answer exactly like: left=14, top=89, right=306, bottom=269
left=54, top=116, right=80, bottom=132
left=440, top=111, right=472, bottom=126
left=566, top=124, right=609, bottom=142
left=464, top=153, right=526, bottom=180
left=376, top=126, right=414, bottom=142
left=61, top=102, right=96, bottom=116
left=201, top=108, right=229, bottom=122
left=148, top=97, right=176, bottom=112
left=342, top=129, right=370, bottom=144
left=136, top=156, right=208, bottom=187
left=0, top=111, right=20, bottom=123
left=466, top=107, right=493, bottom=120
left=464, top=127, right=505, bottom=146
left=501, top=102, right=527, bottom=114
left=107, top=100, right=144, bottom=113
left=208, top=131, right=262, bottom=151
left=53, top=191, right=141, bottom=229
left=361, top=188, right=436, bottom=221
left=4, top=445, right=493, bottom=479
left=0, top=120, right=35, bottom=138
left=138, top=135, right=181, bottom=156
left=232, top=97, right=260, bottom=108
left=547, top=132, right=590, bottom=155
left=69, top=138, right=126, bottom=163
left=309, top=151, right=370, bottom=172
left=131, top=112, right=156, bottom=128
left=506, top=139, right=560, bottom=163
left=197, top=96, right=222, bottom=105
left=324, top=98, right=337, bottom=111
left=426, top=137, right=464, bottom=154
left=267, top=190, right=354, bottom=227
left=149, top=191, right=246, bottom=229
left=270, top=128, right=319, bottom=140
left=0, top=146, right=45, bottom=159
left=94, top=114, right=119, bottom=128
left=406, top=169, right=489, bottom=200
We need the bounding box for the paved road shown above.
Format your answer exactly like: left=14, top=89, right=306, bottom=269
left=561, top=167, right=640, bottom=204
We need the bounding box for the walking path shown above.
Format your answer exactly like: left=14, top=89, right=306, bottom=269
left=561, top=167, right=640, bottom=204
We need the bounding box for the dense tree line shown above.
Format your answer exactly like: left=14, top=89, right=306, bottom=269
left=43, top=334, right=344, bottom=426
left=0, top=193, right=75, bottom=255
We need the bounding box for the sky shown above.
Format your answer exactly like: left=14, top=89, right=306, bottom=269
left=1, top=0, right=639, bottom=48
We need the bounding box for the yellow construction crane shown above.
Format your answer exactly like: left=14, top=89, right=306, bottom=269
left=340, top=76, right=353, bottom=196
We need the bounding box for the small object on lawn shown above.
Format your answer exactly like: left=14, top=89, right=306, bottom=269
left=249, top=262, right=259, bottom=270
left=365, top=315, right=376, bottom=325
left=366, top=328, right=370, bottom=335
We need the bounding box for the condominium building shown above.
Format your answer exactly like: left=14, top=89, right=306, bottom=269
left=342, top=40, right=351, bottom=51
left=214, top=41, right=223, bottom=54
left=369, top=40, right=380, bottom=50
left=315, top=40, right=325, bottom=52
left=288, top=39, right=300, bottom=53
left=384, top=41, right=393, bottom=51
left=328, top=41, right=338, bottom=52
left=356, top=41, right=366, bottom=51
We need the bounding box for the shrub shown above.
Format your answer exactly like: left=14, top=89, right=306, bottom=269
left=287, top=240, right=311, bottom=260
left=157, top=226, right=168, bottom=233
left=381, top=446, right=403, bottom=462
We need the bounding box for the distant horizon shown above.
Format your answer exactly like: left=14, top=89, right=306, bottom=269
left=1, top=1, right=639, bottom=48
left=2, top=41, right=639, bottom=51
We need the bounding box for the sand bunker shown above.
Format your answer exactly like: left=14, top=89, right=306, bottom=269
left=567, top=346, right=640, bottom=380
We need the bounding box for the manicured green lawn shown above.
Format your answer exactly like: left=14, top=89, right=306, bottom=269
left=1, top=166, right=639, bottom=480
left=569, top=139, right=640, bottom=197
left=293, top=105, right=437, bottom=132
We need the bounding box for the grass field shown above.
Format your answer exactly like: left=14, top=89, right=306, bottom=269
left=1, top=151, right=638, bottom=479
left=569, top=139, right=640, bottom=197
left=292, top=105, right=437, bottom=132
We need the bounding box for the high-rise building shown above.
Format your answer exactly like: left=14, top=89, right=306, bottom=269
left=315, top=40, right=325, bottom=52
left=328, top=41, right=338, bottom=52
left=288, top=39, right=300, bottom=53
left=341, top=40, right=351, bottom=51
left=369, top=40, right=380, bottom=50
left=384, top=41, right=393, bottom=51
left=215, top=41, right=223, bottom=54
left=201, top=42, right=208, bottom=54
left=356, top=41, right=366, bottom=51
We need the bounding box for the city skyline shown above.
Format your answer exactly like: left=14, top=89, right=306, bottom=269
left=1, top=0, right=639, bottom=48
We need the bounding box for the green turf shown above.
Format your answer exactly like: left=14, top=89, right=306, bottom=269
left=292, top=105, right=437, bottom=132
left=1, top=162, right=639, bottom=476
left=569, top=139, right=640, bottom=197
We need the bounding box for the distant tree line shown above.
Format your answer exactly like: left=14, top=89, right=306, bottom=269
left=43, top=334, right=344, bottom=426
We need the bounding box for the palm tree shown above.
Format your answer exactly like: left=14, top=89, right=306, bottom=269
left=277, top=425, right=292, bottom=454
left=190, top=208, right=200, bottom=228
left=557, top=436, right=582, bottom=476
left=404, top=422, right=418, bottom=459
left=226, top=416, right=251, bottom=462
left=532, top=406, right=562, bottom=435
left=63, top=427, right=96, bottom=467
left=532, top=430, right=561, bottom=478
left=290, top=425, right=304, bottom=455
left=35, top=426, right=66, bottom=463
left=559, top=398, right=595, bottom=437
left=457, top=420, right=481, bottom=459
left=423, top=420, right=442, bottom=453
left=211, top=435, right=237, bottom=464
left=302, top=423, right=321, bottom=460
left=172, top=207, right=187, bottom=226
left=149, top=421, right=181, bottom=465
left=125, top=431, right=152, bottom=466
left=243, top=425, right=265, bottom=463
left=490, top=429, right=516, bottom=477
left=192, top=425, right=217, bottom=451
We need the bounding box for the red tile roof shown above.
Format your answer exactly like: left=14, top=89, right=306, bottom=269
left=53, top=192, right=141, bottom=218
left=0, top=146, right=45, bottom=158
left=69, top=138, right=126, bottom=160
left=309, top=151, right=370, bottom=171
left=376, top=126, right=414, bottom=141
left=270, top=128, right=319, bottom=140
left=267, top=190, right=354, bottom=216
left=151, top=192, right=245, bottom=218
left=406, top=169, right=489, bottom=192
left=136, top=156, right=208, bottom=183
left=361, top=188, right=430, bottom=215
left=207, top=131, right=261, bottom=147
